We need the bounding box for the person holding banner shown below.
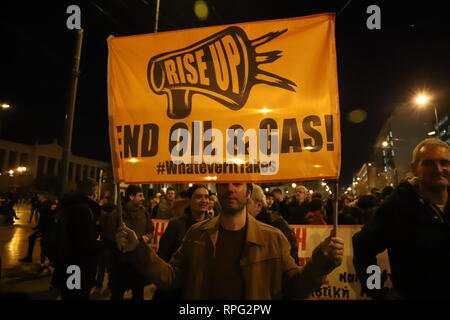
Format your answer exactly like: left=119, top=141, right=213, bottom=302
left=353, top=138, right=450, bottom=299
left=116, top=183, right=344, bottom=299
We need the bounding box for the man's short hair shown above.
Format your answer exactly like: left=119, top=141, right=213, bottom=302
left=166, top=187, right=176, bottom=193
left=186, top=184, right=208, bottom=198
left=357, top=194, right=378, bottom=210
left=295, top=185, right=308, bottom=193
left=125, top=184, right=143, bottom=199
left=272, top=188, right=282, bottom=194
left=77, top=178, right=98, bottom=197
left=381, top=186, right=394, bottom=199
left=251, top=184, right=267, bottom=207
left=412, top=138, right=450, bottom=165
left=312, top=191, right=322, bottom=200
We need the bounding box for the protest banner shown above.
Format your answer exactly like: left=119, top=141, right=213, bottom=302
left=108, top=13, right=340, bottom=183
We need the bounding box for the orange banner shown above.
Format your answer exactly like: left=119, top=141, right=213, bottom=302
left=107, top=13, right=340, bottom=183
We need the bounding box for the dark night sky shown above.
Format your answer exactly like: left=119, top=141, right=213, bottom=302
left=1, top=0, right=449, bottom=187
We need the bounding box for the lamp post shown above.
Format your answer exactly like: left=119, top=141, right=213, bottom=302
left=415, top=94, right=440, bottom=137
left=0, top=103, right=12, bottom=137
left=60, top=29, right=84, bottom=198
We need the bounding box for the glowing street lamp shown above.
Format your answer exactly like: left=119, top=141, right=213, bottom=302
left=1, top=103, right=11, bottom=109
left=415, top=93, right=440, bottom=136
left=415, top=94, right=429, bottom=105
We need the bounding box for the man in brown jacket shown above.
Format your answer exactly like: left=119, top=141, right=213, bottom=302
left=116, top=183, right=344, bottom=299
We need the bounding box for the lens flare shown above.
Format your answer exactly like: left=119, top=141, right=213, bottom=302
left=348, top=109, right=367, bottom=123
left=194, top=0, right=209, bottom=21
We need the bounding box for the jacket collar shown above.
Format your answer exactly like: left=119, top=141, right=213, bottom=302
left=198, top=213, right=264, bottom=247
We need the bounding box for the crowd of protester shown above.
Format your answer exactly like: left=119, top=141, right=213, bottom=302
left=1, top=137, right=447, bottom=300
left=6, top=178, right=395, bottom=300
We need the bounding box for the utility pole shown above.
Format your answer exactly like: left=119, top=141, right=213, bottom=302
left=60, top=29, right=84, bottom=198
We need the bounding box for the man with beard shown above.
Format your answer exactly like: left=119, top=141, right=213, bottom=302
left=353, top=138, right=450, bottom=299
left=116, top=182, right=343, bottom=299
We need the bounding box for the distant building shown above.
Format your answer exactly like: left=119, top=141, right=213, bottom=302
left=353, top=162, right=378, bottom=196
left=357, top=102, right=450, bottom=193
left=373, top=104, right=434, bottom=185
left=0, top=139, right=111, bottom=191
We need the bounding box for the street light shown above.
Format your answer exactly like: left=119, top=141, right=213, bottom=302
left=17, top=167, right=27, bottom=173
left=415, top=93, right=439, bottom=136
left=0, top=103, right=12, bottom=137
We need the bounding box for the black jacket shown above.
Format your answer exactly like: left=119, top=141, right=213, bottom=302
left=352, top=180, right=450, bottom=299
left=256, top=207, right=299, bottom=265
left=37, top=200, right=57, bottom=251
left=52, top=194, right=102, bottom=289
left=284, top=199, right=309, bottom=225
left=157, top=207, right=204, bottom=262
left=110, top=201, right=155, bottom=290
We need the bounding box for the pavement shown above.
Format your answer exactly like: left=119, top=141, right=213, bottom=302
left=0, top=204, right=156, bottom=300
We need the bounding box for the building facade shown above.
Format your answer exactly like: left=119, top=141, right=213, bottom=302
left=0, top=139, right=110, bottom=191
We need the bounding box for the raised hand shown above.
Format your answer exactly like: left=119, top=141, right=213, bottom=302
left=115, top=223, right=139, bottom=253
left=321, top=232, right=344, bottom=266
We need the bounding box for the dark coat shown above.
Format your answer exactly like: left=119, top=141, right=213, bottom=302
left=110, top=201, right=154, bottom=290
left=124, top=214, right=339, bottom=299
left=284, top=199, right=309, bottom=225
left=37, top=200, right=57, bottom=258
left=352, top=181, right=450, bottom=299
left=256, top=207, right=299, bottom=265
left=157, top=207, right=207, bottom=262
left=52, top=194, right=102, bottom=289
left=154, top=207, right=210, bottom=299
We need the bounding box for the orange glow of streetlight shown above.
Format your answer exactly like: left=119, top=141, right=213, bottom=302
left=415, top=94, right=430, bottom=106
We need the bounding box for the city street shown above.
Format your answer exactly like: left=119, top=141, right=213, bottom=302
left=0, top=204, right=155, bottom=300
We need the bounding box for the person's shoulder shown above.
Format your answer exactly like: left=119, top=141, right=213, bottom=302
left=167, top=214, right=188, bottom=227
left=378, top=181, right=418, bottom=213
left=267, top=210, right=285, bottom=221
left=254, top=218, right=285, bottom=240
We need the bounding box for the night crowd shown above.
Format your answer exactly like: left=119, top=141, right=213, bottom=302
left=1, top=138, right=449, bottom=300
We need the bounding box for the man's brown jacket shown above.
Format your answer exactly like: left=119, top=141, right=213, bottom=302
left=126, top=214, right=338, bottom=299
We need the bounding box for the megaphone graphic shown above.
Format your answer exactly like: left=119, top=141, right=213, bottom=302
left=147, top=26, right=296, bottom=119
